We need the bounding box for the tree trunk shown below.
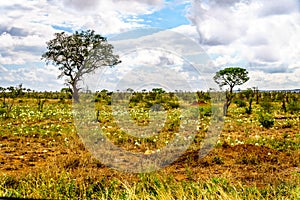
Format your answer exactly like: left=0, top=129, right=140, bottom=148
left=72, top=85, right=80, bottom=103
left=223, top=103, right=227, bottom=116
left=223, top=90, right=232, bottom=116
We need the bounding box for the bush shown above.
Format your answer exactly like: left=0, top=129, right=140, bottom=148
left=258, top=112, right=274, bottom=128
left=260, top=101, right=273, bottom=113
left=166, top=101, right=180, bottom=109
left=234, top=99, right=246, bottom=107
left=287, top=101, right=300, bottom=114
left=0, top=107, right=6, bottom=116
left=199, top=106, right=212, bottom=117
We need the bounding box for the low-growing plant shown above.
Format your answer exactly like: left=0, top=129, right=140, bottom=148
left=212, top=156, right=224, bottom=165
left=258, top=112, right=274, bottom=128
left=287, top=100, right=300, bottom=114
left=0, top=107, right=6, bottom=116
left=199, top=106, right=211, bottom=117
left=260, top=101, right=273, bottom=113
left=234, top=99, right=247, bottom=107
left=281, top=119, right=294, bottom=129
left=245, top=98, right=253, bottom=114
left=0, top=101, right=14, bottom=119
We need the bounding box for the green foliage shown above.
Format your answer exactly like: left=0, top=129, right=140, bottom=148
left=214, top=67, right=249, bottom=115
left=197, top=91, right=211, bottom=102
left=258, top=112, right=274, bottom=128
left=94, top=90, right=112, bottom=105
left=128, top=91, right=180, bottom=110
left=37, top=98, right=46, bottom=112
left=249, top=136, right=300, bottom=152
left=213, top=67, right=249, bottom=92
left=1, top=92, right=300, bottom=199
left=199, top=106, right=212, bottom=117
left=0, top=107, right=6, bottom=116
left=234, top=99, right=247, bottom=107
left=241, top=88, right=254, bottom=100
left=260, top=100, right=273, bottom=113
left=245, top=98, right=253, bottom=114
left=152, top=88, right=165, bottom=94
left=42, top=30, right=121, bottom=102
left=287, top=100, right=300, bottom=114
left=0, top=100, right=72, bottom=137
left=0, top=100, right=14, bottom=119
left=1, top=173, right=299, bottom=199
left=60, top=88, right=72, bottom=100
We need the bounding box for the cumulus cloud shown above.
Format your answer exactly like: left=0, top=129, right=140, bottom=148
left=61, top=0, right=100, bottom=11
left=188, top=0, right=300, bottom=89
left=256, top=0, right=299, bottom=17
left=0, top=0, right=169, bottom=90
left=0, top=0, right=167, bottom=66
left=0, top=64, right=64, bottom=91
left=85, top=29, right=216, bottom=92
left=58, top=0, right=164, bottom=14
left=171, top=24, right=199, bottom=43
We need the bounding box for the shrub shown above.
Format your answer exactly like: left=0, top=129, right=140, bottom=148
left=258, top=112, right=274, bottom=128
left=234, top=99, right=246, bottom=107
left=245, top=98, right=253, bottom=114
left=287, top=101, right=300, bottom=114
left=166, top=101, right=180, bottom=109
left=260, top=101, right=273, bottom=113
left=199, top=106, right=212, bottom=117
left=0, top=107, right=6, bottom=116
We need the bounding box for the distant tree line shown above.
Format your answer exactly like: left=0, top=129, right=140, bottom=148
left=0, top=84, right=73, bottom=101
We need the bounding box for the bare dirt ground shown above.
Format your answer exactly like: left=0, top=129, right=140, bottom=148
left=1, top=134, right=299, bottom=188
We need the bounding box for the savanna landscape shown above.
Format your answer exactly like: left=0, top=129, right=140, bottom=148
left=2, top=0, right=300, bottom=199
left=0, top=86, right=299, bottom=199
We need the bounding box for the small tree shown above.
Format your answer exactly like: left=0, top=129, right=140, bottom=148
left=214, top=67, right=249, bottom=115
left=42, top=30, right=121, bottom=102
left=0, top=87, right=6, bottom=104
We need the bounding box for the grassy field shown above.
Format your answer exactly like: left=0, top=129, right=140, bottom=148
left=0, top=92, right=299, bottom=199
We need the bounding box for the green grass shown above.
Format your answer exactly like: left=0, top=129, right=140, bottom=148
left=0, top=172, right=299, bottom=199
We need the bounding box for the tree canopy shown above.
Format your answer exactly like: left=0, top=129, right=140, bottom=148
left=42, top=29, right=121, bottom=102
left=213, top=67, right=249, bottom=93
left=213, top=67, right=250, bottom=115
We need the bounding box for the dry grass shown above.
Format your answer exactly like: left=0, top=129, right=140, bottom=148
left=0, top=98, right=299, bottom=199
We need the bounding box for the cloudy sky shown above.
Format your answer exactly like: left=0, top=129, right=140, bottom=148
left=0, top=0, right=300, bottom=91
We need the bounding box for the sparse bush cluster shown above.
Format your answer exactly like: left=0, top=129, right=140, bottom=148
left=126, top=88, right=181, bottom=110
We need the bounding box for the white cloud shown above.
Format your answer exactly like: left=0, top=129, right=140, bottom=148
left=80, top=29, right=217, bottom=92
left=244, top=70, right=300, bottom=90
left=188, top=0, right=300, bottom=89
left=58, top=0, right=164, bottom=15
left=256, top=0, right=299, bottom=17
left=0, top=0, right=164, bottom=66
left=0, top=64, right=64, bottom=91
left=0, top=0, right=169, bottom=90
left=171, top=24, right=199, bottom=43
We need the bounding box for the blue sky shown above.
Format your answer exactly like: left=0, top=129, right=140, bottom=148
left=0, top=0, right=300, bottom=91
left=137, top=2, right=190, bottom=29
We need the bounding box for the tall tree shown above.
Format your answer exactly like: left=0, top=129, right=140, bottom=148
left=214, top=67, right=249, bottom=115
left=42, top=30, right=121, bottom=102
